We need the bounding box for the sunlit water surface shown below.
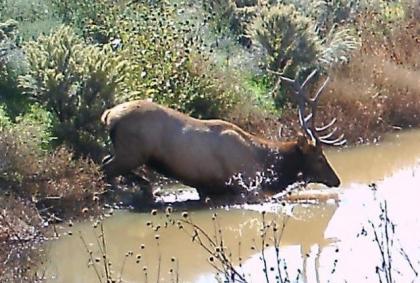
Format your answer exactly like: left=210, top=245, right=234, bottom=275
left=42, top=130, right=420, bottom=282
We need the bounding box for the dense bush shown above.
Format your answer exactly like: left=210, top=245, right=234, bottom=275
left=201, top=0, right=258, bottom=47
left=18, top=26, right=128, bottom=158
left=49, top=0, right=120, bottom=44
left=249, top=4, right=320, bottom=74
left=0, top=0, right=62, bottom=40
left=0, top=110, right=105, bottom=218
left=0, top=20, right=29, bottom=118
left=1, top=105, right=55, bottom=188
left=331, top=14, right=420, bottom=138
left=202, top=0, right=236, bottom=35
left=101, top=3, right=241, bottom=118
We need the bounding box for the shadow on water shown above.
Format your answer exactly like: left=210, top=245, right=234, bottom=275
left=42, top=130, right=420, bottom=282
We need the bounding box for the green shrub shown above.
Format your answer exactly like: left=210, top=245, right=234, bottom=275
left=0, top=0, right=62, bottom=40
left=18, top=26, right=128, bottom=158
left=319, top=27, right=360, bottom=66
left=244, top=75, right=277, bottom=113
left=201, top=0, right=257, bottom=46
left=202, top=0, right=236, bottom=35
left=234, top=0, right=258, bottom=7
left=0, top=125, right=105, bottom=218
left=0, top=101, right=104, bottom=219
left=0, top=105, right=10, bottom=128
left=0, top=107, right=52, bottom=187
left=49, top=0, right=120, bottom=43
left=108, top=3, right=239, bottom=118
left=248, top=4, right=321, bottom=74
left=0, top=20, right=30, bottom=117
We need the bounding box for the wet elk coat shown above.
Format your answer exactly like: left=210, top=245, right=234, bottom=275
left=101, top=99, right=341, bottom=199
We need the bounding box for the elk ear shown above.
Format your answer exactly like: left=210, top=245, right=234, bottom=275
left=297, top=134, right=311, bottom=153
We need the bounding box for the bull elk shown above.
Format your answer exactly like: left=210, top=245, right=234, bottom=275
left=101, top=70, right=345, bottom=200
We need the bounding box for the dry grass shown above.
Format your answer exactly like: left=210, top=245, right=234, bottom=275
left=0, top=123, right=108, bottom=281
left=325, top=15, right=420, bottom=143
left=247, top=15, right=420, bottom=145
left=1, top=126, right=106, bottom=219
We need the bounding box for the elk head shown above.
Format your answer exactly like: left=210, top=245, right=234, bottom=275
left=280, top=69, right=345, bottom=187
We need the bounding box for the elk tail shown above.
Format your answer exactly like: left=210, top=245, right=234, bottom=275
left=101, top=108, right=118, bottom=145
left=101, top=109, right=112, bottom=126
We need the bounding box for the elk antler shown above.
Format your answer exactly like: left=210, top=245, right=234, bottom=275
left=279, top=69, right=346, bottom=146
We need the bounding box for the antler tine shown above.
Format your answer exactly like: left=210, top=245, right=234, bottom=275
left=319, top=127, right=337, bottom=140
left=301, top=69, right=318, bottom=93
left=280, top=71, right=318, bottom=143
left=304, top=113, right=313, bottom=123
left=297, top=96, right=316, bottom=142
left=316, top=118, right=336, bottom=132
left=312, top=76, right=330, bottom=103
left=333, top=138, right=347, bottom=146
left=319, top=133, right=346, bottom=146
left=279, top=76, right=295, bottom=84
left=307, top=76, right=329, bottom=129
left=278, top=69, right=345, bottom=146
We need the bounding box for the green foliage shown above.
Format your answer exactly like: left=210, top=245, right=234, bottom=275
left=319, top=27, right=360, bottom=66
left=0, top=104, right=11, bottom=128
left=202, top=0, right=236, bottom=35
left=240, top=2, right=360, bottom=108
left=18, top=26, right=128, bottom=158
left=49, top=0, right=120, bottom=43
left=13, top=104, right=55, bottom=149
left=0, top=113, right=46, bottom=186
left=202, top=0, right=257, bottom=46
left=0, top=0, right=62, bottom=40
left=234, top=0, right=258, bottom=7
left=248, top=4, right=321, bottom=74
left=0, top=119, right=104, bottom=218
left=107, top=3, right=238, bottom=118
left=0, top=20, right=30, bottom=118
left=0, top=104, right=54, bottom=187
left=244, top=76, right=277, bottom=113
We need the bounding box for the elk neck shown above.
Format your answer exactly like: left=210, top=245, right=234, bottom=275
left=255, top=139, right=304, bottom=191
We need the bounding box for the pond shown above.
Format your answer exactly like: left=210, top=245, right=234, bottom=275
left=42, top=129, right=420, bottom=283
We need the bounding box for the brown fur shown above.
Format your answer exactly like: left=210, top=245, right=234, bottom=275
left=101, top=100, right=340, bottom=199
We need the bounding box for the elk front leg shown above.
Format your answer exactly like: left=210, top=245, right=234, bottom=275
left=101, top=154, right=154, bottom=203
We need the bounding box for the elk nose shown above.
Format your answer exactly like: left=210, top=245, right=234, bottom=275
left=329, top=177, right=341, bottom=187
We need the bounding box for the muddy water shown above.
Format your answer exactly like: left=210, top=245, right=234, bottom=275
left=328, top=129, right=420, bottom=185
left=42, top=130, right=420, bottom=283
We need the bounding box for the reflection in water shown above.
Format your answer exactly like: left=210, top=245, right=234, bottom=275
left=44, top=204, right=338, bottom=283
left=327, top=129, right=420, bottom=185
left=43, top=130, right=420, bottom=282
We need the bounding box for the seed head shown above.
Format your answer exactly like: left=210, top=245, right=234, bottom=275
left=165, top=206, right=173, bottom=214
